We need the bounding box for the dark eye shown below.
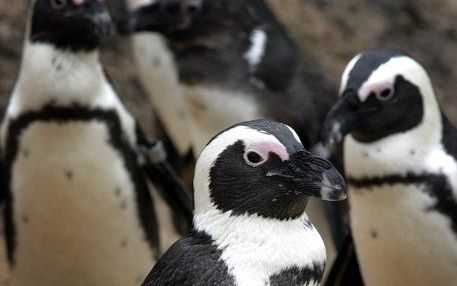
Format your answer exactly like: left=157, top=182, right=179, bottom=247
left=376, top=88, right=394, bottom=101
left=244, top=151, right=266, bottom=167
left=51, top=0, right=67, bottom=10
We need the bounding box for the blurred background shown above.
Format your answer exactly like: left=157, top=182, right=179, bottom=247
left=1, top=0, right=457, bottom=284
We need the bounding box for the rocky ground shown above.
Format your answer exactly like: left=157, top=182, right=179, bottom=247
left=0, top=0, right=456, bottom=285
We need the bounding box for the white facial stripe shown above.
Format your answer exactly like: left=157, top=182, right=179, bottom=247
left=248, top=141, right=288, bottom=162
left=358, top=80, right=392, bottom=102
left=287, top=125, right=302, bottom=144
left=359, top=56, right=433, bottom=102
left=340, top=53, right=362, bottom=95
left=243, top=29, right=267, bottom=71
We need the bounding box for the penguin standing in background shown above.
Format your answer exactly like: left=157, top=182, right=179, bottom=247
left=117, top=0, right=346, bottom=268
left=1, top=1, right=190, bottom=285
left=119, top=0, right=335, bottom=155
left=142, top=120, right=347, bottom=286
left=123, top=0, right=194, bottom=162
left=323, top=48, right=457, bottom=285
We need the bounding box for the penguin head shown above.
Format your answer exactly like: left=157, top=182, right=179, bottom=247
left=323, top=48, right=439, bottom=149
left=117, top=0, right=259, bottom=38
left=194, top=120, right=346, bottom=221
left=29, top=0, right=112, bottom=51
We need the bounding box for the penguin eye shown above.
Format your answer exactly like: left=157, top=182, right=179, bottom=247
left=376, top=88, right=394, bottom=101
left=244, top=151, right=267, bottom=167
left=50, top=0, right=67, bottom=10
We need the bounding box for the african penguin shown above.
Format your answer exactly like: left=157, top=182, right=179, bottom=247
left=123, top=0, right=194, bottom=159
left=118, top=0, right=336, bottom=155
left=323, top=48, right=457, bottom=286
left=117, top=0, right=344, bottom=270
left=0, top=1, right=179, bottom=285
left=142, top=120, right=346, bottom=286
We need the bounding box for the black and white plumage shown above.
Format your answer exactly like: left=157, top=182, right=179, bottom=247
left=142, top=120, right=347, bottom=286
left=118, top=0, right=345, bottom=267
left=0, top=1, right=189, bottom=285
left=119, top=0, right=336, bottom=159
left=323, top=48, right=457, bottom=286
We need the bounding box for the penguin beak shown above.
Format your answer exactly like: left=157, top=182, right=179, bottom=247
left=322, top=91, right=360, bottom=153
left=116, top=0, right=202, bottom=35
left=268, top=150, right=347, bottom=201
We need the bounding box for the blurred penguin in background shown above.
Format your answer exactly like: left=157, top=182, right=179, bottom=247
left=118, top=0, right=346, bottom=270
left=1, top=0, right=191, bottom=285
left=323, top=48, right=457, bottom=286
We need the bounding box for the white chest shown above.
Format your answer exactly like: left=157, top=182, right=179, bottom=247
left=349, top=183, right=457, bottom=286
left=196, top=212, right=326, bottom=286
left=182, top=84, right=261, bottom=155
left=221, top=223, right=325, bottom=286
left=9, top=121, right=154, bottom=286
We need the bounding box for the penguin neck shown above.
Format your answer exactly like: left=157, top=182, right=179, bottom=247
left=194, top=204, right=313, bottom=246
left=345, top=90, right=444, bottom=178
left=12, top=40, right=106, bottom=113
left=193, top=205, right=326, bottom=274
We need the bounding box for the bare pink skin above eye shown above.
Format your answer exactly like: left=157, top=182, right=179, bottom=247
left=72, top=0, right=85, bottom=6
left=358, top=81, right=392, bottom=102
left=251, top=141, right=289, bottom=162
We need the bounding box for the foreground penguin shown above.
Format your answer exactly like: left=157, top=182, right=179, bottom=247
left=1, top=1, right=191, bottom=285
left=142, top=120, right=347, bottom=286
left=323, top=48, right=457, bottom=285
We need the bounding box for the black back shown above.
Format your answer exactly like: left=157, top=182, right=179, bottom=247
left=154, top=0, right=336, bottom=148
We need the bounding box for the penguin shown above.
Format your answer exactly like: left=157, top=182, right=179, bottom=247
left=118, top=0, right=335, bottom=156
left=142, top=119, right=347, bottom=286
left=122, top=0, right=194, bottom=160
left=0, top=1, right=190, bottom=285
left=322, top=48, right=457, bottom=286
left=117, top=0, right=346, bottom=269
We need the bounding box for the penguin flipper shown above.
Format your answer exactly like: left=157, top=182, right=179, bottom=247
left=142, top=231, right=234, bottom=286
left=324, top=233, right=365, bottom=286
left=135, top=124, right=193, bottom=234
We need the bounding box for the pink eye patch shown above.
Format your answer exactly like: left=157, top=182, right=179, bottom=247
left=252, top=141, right=289, bottom=162
left=72, top=0, right=85, bottom=5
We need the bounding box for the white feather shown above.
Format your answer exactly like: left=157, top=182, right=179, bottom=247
left=243, top=29, right=268, bottom=72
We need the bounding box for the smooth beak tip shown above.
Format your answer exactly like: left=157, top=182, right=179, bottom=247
left=320, top=169, right=347, bottom=201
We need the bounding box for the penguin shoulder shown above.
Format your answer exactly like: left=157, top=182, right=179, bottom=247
left=143, top=231, right=234, bottom=286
